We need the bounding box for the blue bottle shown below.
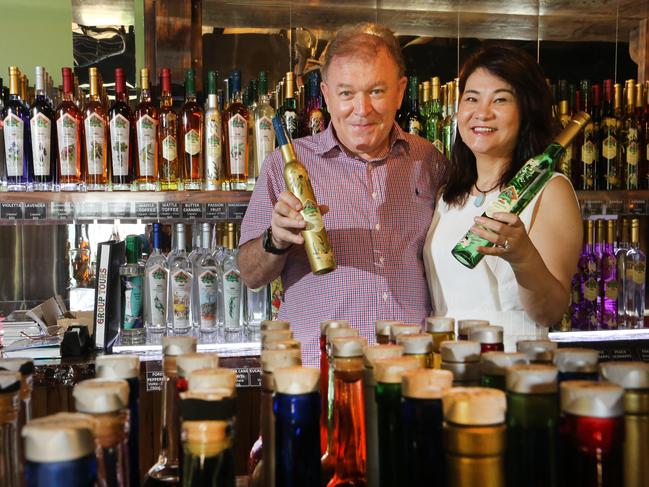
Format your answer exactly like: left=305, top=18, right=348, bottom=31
left=2, top=66, right=32, bottom=190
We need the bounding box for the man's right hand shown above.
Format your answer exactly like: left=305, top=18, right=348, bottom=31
left=270, top=191, right=306, bottom=248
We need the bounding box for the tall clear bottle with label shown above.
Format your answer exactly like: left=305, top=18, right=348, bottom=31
left=84, top=67, right=108, bottom=191
left=30, top=66, right=55, bottom=191
left=625, top=218, right=646, bottom=329
left=221, top=222, right=243, bottom=332
left=120, top=235, right=145, bottom=343
left=167, top=223, right=193, bottom=333
left=204, top=71, right=222, bottom=190
left=251, top=71, right=275, bottom=189
left=56, top=67, right=84, bottom=191
left=109, top=67, right=133, bottom=191
left=192, top=223, right=220, bottom=333
left=622, top=80, right=640, bottom=190
left=144, top=223, right=168, bottom=333
left=135, top=68, right=159, bottom=191
left=180, top=69, right=203, bottom=190
left=158, top=68, right=179, bottom=191
left=3, top=66, right=31, bottom=191
left=224, top=70, right=250, bottom=190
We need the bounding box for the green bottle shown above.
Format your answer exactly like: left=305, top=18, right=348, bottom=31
left=426, top=77, right=444, bottom=154
left=452, top=111, right=590, bottom=269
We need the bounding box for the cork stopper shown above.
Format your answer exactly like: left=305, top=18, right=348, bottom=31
left=0, top=357, right=35, bottom=376
left=260, top=320, right=291, bottom=332
left=440, top=341, right=481, bottom=363
left=375, top=320, right=402, bottom=338
left=177, top=353, right=220, bottom=378
left=163, top=336, right=197, bottom=356
left=95, top=354, right=140, bottom=380
left=0, top=371, right=21, bottom=391
left=457, top=319, right=489, bottom=336
left=426, top=316, right=454, bottom=333
left=516, top=340, right=558, bottom=363
left=188, top=368, right=237, bottom=394
left=443, top=387, right=507, bottom=425
left=326, top=326, right=358, bottom=343
left=363, top=344, right=404, bottom=368
left=264, top=339, right=301, bottom=351
left=274, top=366, right=320, bottom=394
left=553, top=348, right=599, bottom=373
left=402, top=369, right=453, bottom=399
left=332, top=337, right=368, bottom=358
left=391, top=324, right=421, bottom=341
left=374, top=356, right=420, bottom=384
left=23, top=413, right=96, bottom=463
left=481, top=352, right=529, bottom=376
left=469, top=325, right=504, bottom=344
left=261, top=349, right=302, bottom=373
left=320, top=319, right=350, bottom=335
left=73, top=379, right=129, bottom=414
left=560, top=380, right=624, bottom=418
left=599, top=361, right=649, bottom=390
left=396, top=333, right=433, bottom=355
left=261, top=329, right=293, bottom=346
left=506, top=364, right=558, bottom=394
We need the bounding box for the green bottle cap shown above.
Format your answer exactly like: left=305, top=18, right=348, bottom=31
left=125, top=235, right=141, bottom=264
left=207, top=71, right=217, bottom=96
left=185, top=69, right=196, bottom=96
left=258, top=71, right=268, bottom=95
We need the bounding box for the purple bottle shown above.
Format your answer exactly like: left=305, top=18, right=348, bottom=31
left=2, top=66, right=32, bottom=191
left=578, top=220, right=599, bottom=330
left=599, top=219, right=618, bottom=329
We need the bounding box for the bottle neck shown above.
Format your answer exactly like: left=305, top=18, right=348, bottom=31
left=159, top=358, right=182, bottom=468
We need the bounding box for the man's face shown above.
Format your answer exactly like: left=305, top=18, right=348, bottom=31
left=321, top=49, right=406, bottom=161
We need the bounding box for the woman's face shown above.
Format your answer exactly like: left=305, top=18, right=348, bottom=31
left=457, top=67, right=521, bottom=163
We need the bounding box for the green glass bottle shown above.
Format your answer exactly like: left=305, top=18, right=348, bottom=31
left=452, top=111, right=590, bottom=269
left=398, top=76, right=424, bottom=137
left=426, top=77, right=444, bottom=154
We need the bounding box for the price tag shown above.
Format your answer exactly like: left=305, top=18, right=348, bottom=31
left=627, top=200, right=648, bottom=215
left=51, top=202, right=74, bottom=220
left=234, top=366, right=261, bottom=388
left=77, top=201, right=105, bottom=219
left=135, top=202, right=158, bottom=219
left=159, top=202, right=181, bottom=219
left=607, top=200, right=624, bottom=215
left=581, top=200, right=603, bottom=217
left=639, top=348, right=649, bottom=363
left=181, top=203, right=204, bottom=219
left=610, top=348, right=633, bottom=360
left=145, top=360, right=164, bottom=392
left=107, top=202, right=133, bottom=218
left=24, top=203, right=47, bottom=220
left=1, top=203, right=23, bottom=220
left=227, top=202, right=248, bottom=220
left=206, top=202, right=227, bottom=220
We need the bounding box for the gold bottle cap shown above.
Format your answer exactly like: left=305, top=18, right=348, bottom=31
left=397, top=333, right=433, bottom=355
left=23, top=413, right=96, bottom=463
left=177, top=352, right=220, bottom=378
left=0, top=370, right=21, bottom=391
left=274, top=366, right=320, bottom=394
left=331, top=336, right=368, bottom=358
left=560, top=380, right=623, bottom=418
left=261, top=349, right=302, bottom=373
left=559, top=100, right=569, bottom=115
left=630, top=218, right=640, bottom=243
left=599, top=361, right=649, bottom=390
left=457, top=319, right=489, bottom=335
left=553, top=348, right=599, bottom=373
left=402, top=368, right=453, bottom=399
left=553, top=111, right=591, bottom=148
left=614, top=83, right=622, bottom=108
left=390, top=323, right=421, bottom=341
left=188, top=368, right=237, bottom=394
left=374, top=320, right=402, bottom=338
left=0, top=357, right=35, bottom=376
left=468, top=325, right=504, bottom=345
left=363, top=344, right=404, bottom=368
left=261, top=320, right=291, bottom=332
left=374, top=356, right=420, bottom=384
left=481, top=352, right=529, bottom=376
left=326, top=326, right=358, bottom=343
left=261, top=329, right=293, bottom=347
left=285, top=71, right=295, bottom=99
left=264, top=339, right=301, bottom=351
left=163, top=336, right=198, bottom=356
left=443, top=387, right=506, bottom=425
left=73, top=379, right=129, bottom=414
left=506, top=364, right=558, bottom=394
left=606, top=219, right=616, bottom=244
left=440, top=340, right=481, bottom=363
left=426, top=316, right=455, bottom=333
left=95, top=355, right=140, bottom=380
left=140, top=67, right=150, bottom=90
left=516, top=340, right=557, bottom=363
left=321, top=319, right=350, bottom=335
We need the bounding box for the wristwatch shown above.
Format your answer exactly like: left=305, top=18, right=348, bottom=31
left=262, top=227, right=291, bottom=255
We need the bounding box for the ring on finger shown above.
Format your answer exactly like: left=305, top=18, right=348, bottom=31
left=503, top=238, right=511, bottom=251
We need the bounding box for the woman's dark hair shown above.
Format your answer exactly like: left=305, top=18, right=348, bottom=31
left=443, top=45, right=557, bottom=207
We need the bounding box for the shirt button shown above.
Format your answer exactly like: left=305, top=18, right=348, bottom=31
left=379, top=256, right=385, bottom=264
left=375, top=223, right=381, bottom=231
left=382, top=292, right=388, bottom=302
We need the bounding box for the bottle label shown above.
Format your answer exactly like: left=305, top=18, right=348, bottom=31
left=627, top=128, right=639, bottom=165
left=205, top=113, right=222, bottom=181
left=408, top=119, right=423, bottom=136
left=184, top=129, right=201, bottom=156
left=171, top=269, right=191, bottom=327
left=484, top=155, right=545, bottom=218
left=146, top=265, right=167, bottom=327
left=559, top=146, right=572, bottom=177
left=581, top=124, right=595, bottom=165
left=198, top=269, right=218, bottom=328
left=308, top=110, right=325, bottom=135
left=433, top=139, right=444, bottom=154
left=604, top=279, right=618, bottom=300
left=223, top=269, right=241, bottom=328
left=30, top=112, right=52, bottom=177
left=284, top=111, right=298, bottom=138
left=228, top=113, right=248, bottom=175
left=84, top=112, right=106, bottom=175
left=583, top=277, right=598, bottom=302
left=3, top=113, right=24, bottom=177
left=57, top=113, right=79, bottom=176
left=300, top=199, right=324, bottom=232
left=123, top=275, right=143, bottom=329
left=601, top=118, right=617, bottom=160
left=162, top=135, right=177, bottom=162
left=255, top=116, right=275, bottom=166
left=629, top=261, right=646, bottom=285
left=109, top=114, right=130, bottom=176
left=137, top=114, right=158, bottom=176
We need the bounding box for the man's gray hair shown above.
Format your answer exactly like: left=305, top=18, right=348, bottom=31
left=321, top=23, right=405, bottom=81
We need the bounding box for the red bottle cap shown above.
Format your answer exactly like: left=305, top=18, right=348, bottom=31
left=61, top=67, right=73, bottom=94
left=161, top=67, right=171, bottom=93
left=114, top=68, right=125, bottom=94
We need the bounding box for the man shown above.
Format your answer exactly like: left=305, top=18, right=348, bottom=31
left=238, top=23, right=446, bottom=366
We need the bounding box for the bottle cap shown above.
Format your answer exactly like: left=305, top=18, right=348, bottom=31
left=0, top=370, right=21, bottom=392
left=261, top=320, right=291, bottom=332
left=264, top=339, right=301, bottom=351
left=375, top=320, right=402, bottom=338
left=261, top=349, right=302, bottom=373
left=506, top=364, right=558, bottom=394
left=363, top=344, right=404, bottom=368
left=397, top=333, right=433, bottom=355
left=402, top=369, right=453, bottom=399
left=516, top=340, right=558, bottom=363
left=374, top=356, right=420, bottom=384
left=481, top=352, right=529, bottom=376
left=125, top=235, right=141, bottom=264
left=0, top=357, right=35, bottom=376
left=440, top=340, right=481, bottom=363
left=73, top=379, right=129, bottom=413
left=23, top=413, right=96, bottom=463
left=261, top=329, right=293, bottom=346
left=426, top=316, right=454, bottom=333
left=321, top=319, right=350, bottom=335
left=188, top=368, right=237, bottom=394
left=469, top=325, right=504, bottom=344
left=391, top=324, right=421, bottom=341
left=177, top=353, right=219, bottom=378
left=332, top=337, right=368, bottom=358
left=599, top=361, right=649, bottom=390
left=95, top=355, right=140, bottom=380
left=326, top=326, right=358, bottom=343
left=457, top=319, right=489, bottom=336
left=560, top=380, right=624, bottom=418
left=553, top=348, right=599, bottom=373
left=274, top=366, right=320, bottom=394
left=162, top=336, right=197, bottom=356
left=443, top=387, right=507, bottom=425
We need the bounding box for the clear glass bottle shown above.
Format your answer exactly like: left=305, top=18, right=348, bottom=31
left=600, top=219, right=618, bottom=329
left=120, top=235, right=145, bottom=343
left=134, top=68, right=159, bottom=191
left=223, top=70, right=249, bottom=190
left=158, top=68, right=179, bottom=191
left=84, top=67, right=109, bottom=191
left=193, top=223, right=220, bottom=333
left=30, top=66, right=55, bottom=191
left=180, top=69, right=204, bottom=191
left=625, top=218, right=646, bottom=328
left=144, top=223, right=168, bottom=333
left=109, top=67, right=133, bottom=191
left=167, top=223, right=193, bottom=333
left=616, top=217, right=630, bottom=327
left=3, top=66, right=31, bottom=191
left=251, top=74, right=275, bottom=189
left=221, top=222, right=243, bottom=333
left=204, top=70, right=222, bottom=191
left=0, top=371, right=21, bottom=486
left=245, top=283, right=270, bottom=332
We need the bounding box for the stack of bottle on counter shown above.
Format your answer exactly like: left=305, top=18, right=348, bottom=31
left=119, top=221, right=275, bottom=343
left=563, top=216, right=646, bottom=331
left=0, top=64, right=329, bottom=192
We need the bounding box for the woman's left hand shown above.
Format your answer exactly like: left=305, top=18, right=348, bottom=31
left=471, top=212, right=533, bottom=264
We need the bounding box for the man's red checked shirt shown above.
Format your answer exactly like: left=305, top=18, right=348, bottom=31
left=239, top=122, right=446, bottom=366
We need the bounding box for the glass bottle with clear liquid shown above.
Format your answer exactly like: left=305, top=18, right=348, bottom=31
left=120, top=235, right=145, bottom=343
left=167, top=224, right=193, bottom=333
left=252, top=87, right=275, bottom=188
left=245, top=283, right=271, bottom=332
left=193, top=223, right=220, bottom=333
left=204, top=70, right=223, bottom=191
left=625, top=218, right=646, bottom=328
left=221, top=222, right=243, bottom=332
left=145, top=223, right=168, bottom=333
left=615, top=217, right=630, bottom=328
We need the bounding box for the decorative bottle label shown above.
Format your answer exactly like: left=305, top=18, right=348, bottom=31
left=3, top=113, right=24, bottom=177
left=84, top=113, right=106, bottom=175
left=308, top=110, right=325, bottom=135
left=30, top=113, right=51, bottom=176
left=184, top=129, right=201, bottom=156
left=626, top=127, right=639, bottom=188
left=137, top=115, right=158, bottom=176
left=580, top=124, right=595, bottom=189
left=57, top=113, right=79, bottom=176
left=408, top=119, right=422, bottom=136
left=171, top=269, right=191, bottom=327
left=255, top=116, right=275, bottom=163
left=123, top=275, right=143, bottom=329
left=228, top=113, right=247, bottom=174
left=162, top=135, right=177, bottom=161
left=110, top=114, right=130, bottom=176
left=146, top=265, right=167, bottom=326
left=284, top=111, right=298, bottom=138
left=198, top=269, right=218, bottom=328
left=222, top=270, right=241, bottom=329
left=205, top=114, right=222, bottom=180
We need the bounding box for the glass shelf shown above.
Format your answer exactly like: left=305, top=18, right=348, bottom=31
left=576, top=190, right=649, bottom=216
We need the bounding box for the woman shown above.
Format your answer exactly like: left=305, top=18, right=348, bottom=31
left=424, top=45, right=582, bottom=350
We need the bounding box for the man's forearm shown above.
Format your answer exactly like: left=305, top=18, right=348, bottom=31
left=237, top=237, right=288, bottom=289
